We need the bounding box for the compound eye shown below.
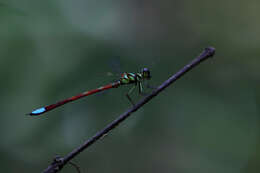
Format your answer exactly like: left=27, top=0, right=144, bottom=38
left=142, top=68, right=149, bottom=73
left=142, top=68, right=151, bottom=79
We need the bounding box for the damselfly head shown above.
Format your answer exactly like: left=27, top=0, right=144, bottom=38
left=141, top=68, right=151, bottom=80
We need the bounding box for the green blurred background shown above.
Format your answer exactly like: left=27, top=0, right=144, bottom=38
left=1, top=0, right=259, bottom=172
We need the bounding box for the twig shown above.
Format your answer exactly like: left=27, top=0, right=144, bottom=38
left=42, top=47, right=215, bottom=173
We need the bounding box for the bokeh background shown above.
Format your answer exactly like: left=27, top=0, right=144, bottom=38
left=1, top=0, right=259, bottom=172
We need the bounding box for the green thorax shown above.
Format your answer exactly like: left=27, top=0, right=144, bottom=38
left=119, top=72, right=143, bottom=85
left=119, top=68, right=151, bottom=85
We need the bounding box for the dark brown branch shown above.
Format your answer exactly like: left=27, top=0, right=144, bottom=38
left=42, top=47, right=215, bottom=173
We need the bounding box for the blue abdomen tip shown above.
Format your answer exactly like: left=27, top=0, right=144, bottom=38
left=31, top=107, right=46, bottom=115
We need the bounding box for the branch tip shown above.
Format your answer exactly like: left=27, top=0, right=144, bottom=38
left=205, top=47, right=215, bottom=57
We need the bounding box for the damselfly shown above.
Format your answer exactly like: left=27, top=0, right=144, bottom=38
left=29, top=68, right=151, bottom=116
